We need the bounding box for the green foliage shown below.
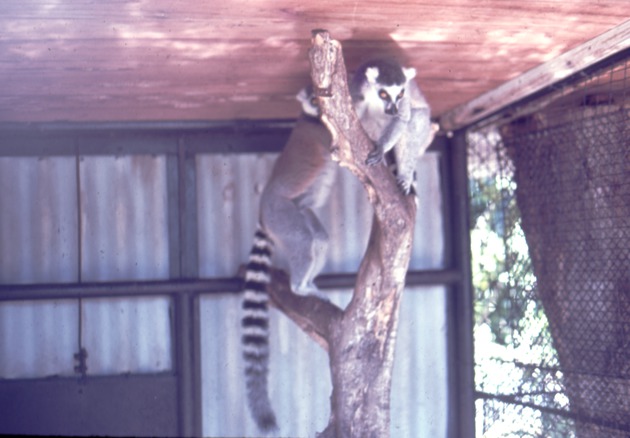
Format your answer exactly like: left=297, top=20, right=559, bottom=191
left=469, top=151, right=573, bottom=435
left=470, top=176, right=536, bottom=346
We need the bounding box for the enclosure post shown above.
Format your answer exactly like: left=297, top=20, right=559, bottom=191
left=446, top=129, right=476, bottom=438
left=172, top=134, right=202, bottom=437
left=174, top=292, right=200, bottom=437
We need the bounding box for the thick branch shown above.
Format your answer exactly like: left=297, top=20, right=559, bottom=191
left=267, top=268, right=343, bottom=352
left=308, top=30, right=417, bottom=437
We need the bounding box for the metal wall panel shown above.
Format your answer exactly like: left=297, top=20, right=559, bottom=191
left=320, top=152, right=445, bottom=272
left=197, top=150, right=447, bottom=436
left=0, top=296, right=173, bottom=378
left=0, top=299, right=78, bottom=379
left=80, top=155, right=169, bottom=281
left=200, top=286, right=447, bottom=437
left=392, top=286, right=448, bottom=437
left=410, top=152, right=445, bottom=270
left=200, top=291, right=342, bottom=437
left=0, top=156, right=81, bottom=379
left=196, top=153, right=275, bottom=278
left=1, top=134, right=447, bottom=434
left=81, top=296, right=172, bottom=375
left=196, top=151, right=444, bottom=277
left=0, top=156, right=79, bottom=283
left=1, top=154, right=172, bottom=378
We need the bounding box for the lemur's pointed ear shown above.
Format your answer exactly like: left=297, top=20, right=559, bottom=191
left=403, top=67, right=417, bottom=81
left=365, top=67, right=380, bottom=84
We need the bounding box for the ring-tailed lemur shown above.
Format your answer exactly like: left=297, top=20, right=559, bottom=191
left=350, top=58, right=437, bottom=195
left=241, top=86, right=334, bottom=433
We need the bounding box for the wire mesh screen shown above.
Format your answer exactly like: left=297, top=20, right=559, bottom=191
left=468, top=53, right=630, bottom=437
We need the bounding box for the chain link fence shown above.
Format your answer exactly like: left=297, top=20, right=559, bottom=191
left=468, top=52, right=630, bottom=437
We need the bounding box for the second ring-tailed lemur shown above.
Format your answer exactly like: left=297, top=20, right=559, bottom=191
left=241, top=86, right=334, bottom=433
left=350, top=58, right=436, bottom=195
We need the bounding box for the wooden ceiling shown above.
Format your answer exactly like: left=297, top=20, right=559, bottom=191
left=0, top=1, right=627, bottom=125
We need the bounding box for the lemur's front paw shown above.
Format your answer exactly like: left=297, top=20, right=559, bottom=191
left=397, top=177, right=412, bottom=196
left=366, top=149, right=384, bottom=166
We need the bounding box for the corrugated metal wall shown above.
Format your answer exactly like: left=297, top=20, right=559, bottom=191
left=0, top=296, right=172, bottom=379
left=200, top=286, right=447, bottom=437
left=197, top=152, right=447, bottom=436
left=393, top=286, right=448, bottom=437
left=0, top=299, right=78, bottom=379
left=0, top=157, right=79, bottom=283
left=0, top=154, right=170, bottom=283
left=197, top=153, right=277, bottom=278
left=197, top=152, right=443, bottom=276
left=0, top=155, right=172, bottom=379
left=80, top=296, right=172, bottom=375
left=80, top=155, right=169, bottom=282
left=1, top=145, right=447, bottom=436
left=0, top=157, right=81, bottom=379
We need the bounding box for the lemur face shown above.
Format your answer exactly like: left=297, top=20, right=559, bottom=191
left=377, top=85, right=406, bottom=116
left=363, top=64, right=414, bottom=117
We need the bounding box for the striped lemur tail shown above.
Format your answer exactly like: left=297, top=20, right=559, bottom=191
left=241, top=225, right=278, bottom=432
left=240, top=86, right=333, bottom=433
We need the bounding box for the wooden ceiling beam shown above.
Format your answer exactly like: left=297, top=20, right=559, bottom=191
left=439, top=20, right=630, bottom=131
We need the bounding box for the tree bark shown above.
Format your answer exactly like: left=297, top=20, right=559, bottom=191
left=502, top=104, right=630, bottom=436
left=266, top=30, right=417, bottom=437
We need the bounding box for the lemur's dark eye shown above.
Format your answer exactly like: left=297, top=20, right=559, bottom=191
left=397, top=89, right=405, bottom=100
left=310, top=97, right=319, bottom=107
left=378, top=90, right=390, bottom=101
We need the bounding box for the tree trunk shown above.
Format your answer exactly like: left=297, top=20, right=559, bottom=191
left=266, top=30, right=416, bottom=437
left=502, top=103, right=630, bottom=436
